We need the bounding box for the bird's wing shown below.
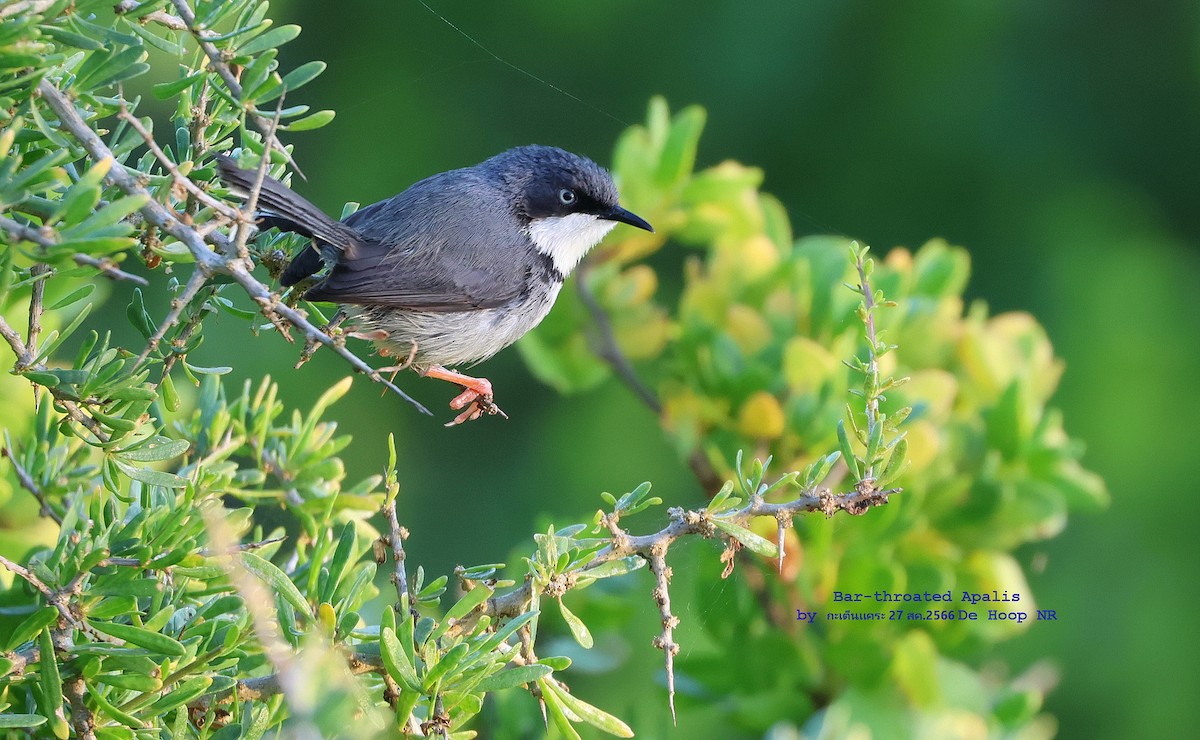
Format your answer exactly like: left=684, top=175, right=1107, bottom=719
left=304, top=171, right=535, bottom=312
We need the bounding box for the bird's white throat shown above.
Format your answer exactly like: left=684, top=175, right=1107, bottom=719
left=528, top=213, right=617, bottom=275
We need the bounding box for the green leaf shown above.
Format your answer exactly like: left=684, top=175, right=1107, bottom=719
left=837, top=419, right=862, bottom=480
left=39, top=25, right=104, bottom=50
left=380, top=627, right=420, bottom=691
left=241, top=551, right=310, bottom=616
left=237, top=24, right=302, bottom=56
left=879, top=437, right=908, bottom=487
left=582, top=556, right=645, bottom=579
left=46, top=283, right=95, bottom=311
left=116, top=438, right=190, bottom=462
left=430, top=584, right=492, bottom=642
left=278, top=60, right=325, bottom=92
left=656, top=105, right=706, bottom=188
left=30, top=302, right=91, bottom=366
left=3, top=606, right=58, bottom=651
left=89, top=621, right=186, bottom=657
left=152, top=72, right=205, bottom=100
left=126, top=288, right=156, bottom=340
left=93, top=672, right=163, bottom=692
left=111, top=458, right=188, bottom=488
left=160, top=372, right=181, bottom=412
left=422, top=642, right=469, bottom=691
left=711, top=517, right=778, bottom=558
left=543, top=677, right=634, bottom=737
left=473, top=664, right=553, bottom=692
left=0, top=715, right=48, bottom=728
left=540, top=679, right=582, bottom=740
left=280, top=109, right=335, bottom=131
left=37, top=628, right=63, bottom=732
left=143, top=676, right=212, bottom=715
left=557, top=598, right=593, bottom=649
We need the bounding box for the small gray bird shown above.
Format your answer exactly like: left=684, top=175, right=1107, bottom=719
left=216, top=146, right=653, bottom=425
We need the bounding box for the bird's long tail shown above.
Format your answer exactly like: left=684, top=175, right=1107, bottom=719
left=215, top=154, right=356, bottom=286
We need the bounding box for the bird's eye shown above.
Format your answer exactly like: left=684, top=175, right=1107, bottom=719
left=558, top=188, right=577, bottom=206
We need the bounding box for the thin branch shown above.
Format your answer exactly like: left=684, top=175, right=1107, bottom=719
left=115, top=98, right=240, bottom=220
left=577, top=262, right=661, bottom=413
left=0, top=313, right=111, bottom=443
left=0, top=312, right=27, bottom=360
left=231, top=94, right=287, bottom=261
left=0, top=0, right=57, bottom=19
left=1, top=442, right=62, bottom=523
left=189, top=651, right=384, bottom=712
left=27, top=263, right=48, bottom=360
left=854, top=254, right=882, bottom=480
left=382, top=500, right=410, bottom=602
left=576, top=261, right=723, bottom=493
left=0, top=553, right=115, bottom=644
left=1, top=214, right=148, bottom=285
left=35, top=78, right=431, bottom=415
left=647, top=551, right=679, bottom=724
left=64, top=676, right=97, bottom=740
left=133, top=266, right=209, bottom=368
left=113, top=0, right=188, bottom=31
left=166, top=0, right=305, bottom=179
left=483, top=481, right=898, bottom=623
left=72, top=253, right=149, bottom=285
left=0, top=553, right=57, bottom=601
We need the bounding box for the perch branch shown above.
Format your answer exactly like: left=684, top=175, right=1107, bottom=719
left=35, top=78, right=431, bottom=416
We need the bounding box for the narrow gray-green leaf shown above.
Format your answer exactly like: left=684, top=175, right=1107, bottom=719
left=557, top=599, right=593, bottom=649
left=89, top=621, right=185, bottom=657
left=711, top=517, right=779, bottom=558
left=473, top=664, right=552, bottom=692
left=241, top=551, right=310, bottom=615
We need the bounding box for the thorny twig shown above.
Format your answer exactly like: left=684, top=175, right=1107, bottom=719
left=27, top=263, right=48, bottom=361
left=476, top=480, right=897, bottom=715
left=0, top=554, right=120, bottom=644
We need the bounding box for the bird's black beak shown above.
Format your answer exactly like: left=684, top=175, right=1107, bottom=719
left=604, top=205, right=654, bottom=233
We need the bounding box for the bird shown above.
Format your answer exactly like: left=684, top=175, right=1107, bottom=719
left=216, top=146, right=654, bottom=425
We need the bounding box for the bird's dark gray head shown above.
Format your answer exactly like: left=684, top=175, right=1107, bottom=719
left=481, top=145, right=653, bottom=275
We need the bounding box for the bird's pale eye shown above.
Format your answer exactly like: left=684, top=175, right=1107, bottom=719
left=558, top=188, right=577, bottom=206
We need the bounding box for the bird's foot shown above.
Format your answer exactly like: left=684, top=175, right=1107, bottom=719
left=446, top=386, right=509, bottom=426
left=422, top=365, right=509, bottom=426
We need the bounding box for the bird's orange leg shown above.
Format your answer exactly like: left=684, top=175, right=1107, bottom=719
left=421, top=365, right=509, bottom=426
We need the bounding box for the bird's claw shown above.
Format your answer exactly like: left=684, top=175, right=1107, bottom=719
left=444, top=385, right=508, bottom=426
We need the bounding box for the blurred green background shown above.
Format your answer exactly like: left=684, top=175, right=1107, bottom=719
left=108, top=0, right=1200, bottom=736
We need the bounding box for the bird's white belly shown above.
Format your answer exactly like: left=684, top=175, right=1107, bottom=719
left=352, top=282, right=562, bottom=369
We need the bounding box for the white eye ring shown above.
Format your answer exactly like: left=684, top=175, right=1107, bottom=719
left=558, top=188, right=576, bottom=206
